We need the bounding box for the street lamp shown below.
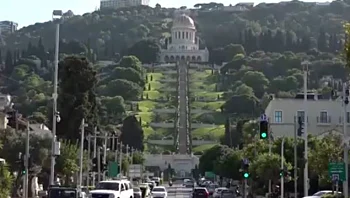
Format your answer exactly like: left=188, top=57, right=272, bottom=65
left=301, top=60, right=310, bottom=196
left=50, top=9, right=62, bottom=186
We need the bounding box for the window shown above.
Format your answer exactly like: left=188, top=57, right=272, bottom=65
left=347, top=112, right=350, bottom=123
left=320, top=111, right=328, bottom=123
left=297, top=111, right=305, bottom=122
left=274, top=111, right=282, bottom=123
left=186, top=32, right=188, bottom=39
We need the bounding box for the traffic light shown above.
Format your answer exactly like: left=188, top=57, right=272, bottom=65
left=242, top=160, right=250, bottom=179
left=279, top=169, right=284, bottom=177
left=243, top=172, right=250, bottom=178
left=92, top=158, right=98, bottom=172
left=297, top=116, right=304, bottom=137
left=259, top=120, right=268, bottom=139
left=100, top=157, right=107, bottom=172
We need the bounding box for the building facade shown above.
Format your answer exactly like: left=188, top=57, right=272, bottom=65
left=0, top=21, right=18, bottom=34
left=265, top=93, right=350, bottom=138
left=159, top=14, right=209, bottom=63
left=100, top=0, right=149, bottom=9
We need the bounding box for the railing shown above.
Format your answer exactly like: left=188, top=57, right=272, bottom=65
left=316, top=116, right=331, bottom=124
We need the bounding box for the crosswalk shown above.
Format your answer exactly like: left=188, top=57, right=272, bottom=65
left=167, top=185, right=192, bottom=198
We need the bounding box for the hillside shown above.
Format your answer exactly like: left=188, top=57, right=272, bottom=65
left=1, top=1, right=350, bottom=57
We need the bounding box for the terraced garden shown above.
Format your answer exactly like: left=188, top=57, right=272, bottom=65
left=133, top=65, right=179, bottom=152
left=188, top=67, right=226, bottom=152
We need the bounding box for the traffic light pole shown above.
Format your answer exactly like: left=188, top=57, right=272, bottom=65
left=281, top=137, right=285, bottom=198
left=268, top=122, right=272, bottom=195
left=294, top=116, right=298, bottom=198
left=87, top=135, right=91, bottom=186
left=24, top=122, right=30, bottom=198
left=78, top=119, right=85, bottom=188
left=303, top=64, right=309, bottom=196
left=103, top=133, right=108, bottom=180
left=92, top=127, right=97, bottom=186
left=97, top=148, right=101, bottom=183
left=342, top=83, right=348, bottom=198
left=243, top=179, right=247, bottom=198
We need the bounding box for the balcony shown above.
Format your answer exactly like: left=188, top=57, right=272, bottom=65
left=317, top=116, right=331, bottom=125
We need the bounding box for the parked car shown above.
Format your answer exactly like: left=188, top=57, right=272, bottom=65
left=151, top=186, right=167, bottom=198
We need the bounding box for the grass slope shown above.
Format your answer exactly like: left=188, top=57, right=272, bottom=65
left=189, top=69, right=226, bottom=152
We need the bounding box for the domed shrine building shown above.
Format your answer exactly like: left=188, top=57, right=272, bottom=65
left=159, top=13, right=209, bottom=63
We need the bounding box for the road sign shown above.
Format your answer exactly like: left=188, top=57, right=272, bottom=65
left=205, top=171, right=215, bottom=178
left=328, top=162, right=346, bottom=181
left=243, top=158, right=249, bottom=165
left=108, top=162, right=119, bottom=177
left=260, top=114, right=267, bottom=121
left=332, top=174, right=340, bottom=182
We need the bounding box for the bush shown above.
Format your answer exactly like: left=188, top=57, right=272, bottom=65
left=0, top=164, right=13, bottom=198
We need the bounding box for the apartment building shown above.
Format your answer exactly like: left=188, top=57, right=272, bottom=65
left=265, top=92, right=349, bottom=138
left=0, top=21, right=18, bottom=34
left=100, top=0, right=150, bottom=9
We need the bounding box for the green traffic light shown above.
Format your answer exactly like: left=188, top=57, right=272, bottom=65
left=243, top=172, right=249, bottom=178
left=22, top=170, right=26, bottom=174
left=261, top=132, right=267, bottom=138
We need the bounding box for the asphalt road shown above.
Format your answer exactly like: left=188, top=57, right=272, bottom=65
left=166, top=184, right=192, bottom=198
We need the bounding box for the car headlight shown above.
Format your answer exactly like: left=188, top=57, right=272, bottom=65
left=109, top=194, right=115, bottom=198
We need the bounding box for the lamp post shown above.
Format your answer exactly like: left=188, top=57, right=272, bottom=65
left=50, top=9, right=63, bottom=185
left=301, top=60, right=310, bottom=196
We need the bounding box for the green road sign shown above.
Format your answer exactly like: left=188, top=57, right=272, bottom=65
left=328, top=162, right=346, bottom=181
left=108, top=161, right=119, bottom=177
left=205, top=171, right=215, bottom=178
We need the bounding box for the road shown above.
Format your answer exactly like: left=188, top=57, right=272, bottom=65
left=166, top=184, right=192, bottom=198
left=178, top=62, right=189, bottom=154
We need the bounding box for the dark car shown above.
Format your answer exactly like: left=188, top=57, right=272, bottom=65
left=192, top=187, right=209, bottom=198
left=134, top=187, right=142, bottom=198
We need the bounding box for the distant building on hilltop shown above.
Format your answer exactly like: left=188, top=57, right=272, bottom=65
left=158, top=12, right=209, bottom=63
left=0, top=21, right=18, bottom=35
left=100, top=0, right=150, bottom=9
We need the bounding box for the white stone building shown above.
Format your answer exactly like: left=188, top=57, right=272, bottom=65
left=100, top=0, right=150, bottom=9
left=159, top=14, right=209, bottom=63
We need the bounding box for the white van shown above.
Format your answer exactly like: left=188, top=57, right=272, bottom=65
left=90, top=179, right=134, bottom=198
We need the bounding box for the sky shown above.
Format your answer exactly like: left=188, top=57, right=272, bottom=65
left=0, top=0, right=331, bottom=29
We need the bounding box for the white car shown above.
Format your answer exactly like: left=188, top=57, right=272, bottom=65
left=151, top=186, right=167, bottom=198
left=90, top=180, right=134, bottom=198
left=213, top=187, right=228, bottom=198
left=303, top=190, right=342, bottom=198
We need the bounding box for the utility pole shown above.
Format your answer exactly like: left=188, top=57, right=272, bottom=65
left=50, top=10, right=62, bottom=185
left=126, top=145, right=129, bottom=177
left=78, top=119, right=85, bottom=188
left=268, top=120, right=272, bottom=195
left=24, top=122, right=30, bottom=198
left=87, top=135, right=91, bottom=186
left=281, top=138, right=285, bottom=198
left=97, top=148, right=101, bottom=183
left=302, top=61, right=309, bottom=196
left=115, top=138, right=119, bottom=162
left=294, top=116, right=298, bottom=198
left=103, top=132, right=108, bottom=180
left=119, top=142, right=123, bottom=176
left=343, top=82, right=349, bottom=198
left=92, top=127, right=97, bottom=186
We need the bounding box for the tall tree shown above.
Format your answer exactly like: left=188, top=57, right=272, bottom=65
left=56, top=56, right=98, bottom=140
left=4, top=50, right=13, bottom=74
left=121, top=115, right=144, bottom=151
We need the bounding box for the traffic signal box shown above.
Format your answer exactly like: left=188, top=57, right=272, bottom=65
left=259, top=120, right=268, bottom=139
left=279, top=169, right=289, bottom=177
left=297, top=116, right=304, bottom=137
left=91, top=157, right=107, bottom=172
left=242, top=163, right=250, bottom=179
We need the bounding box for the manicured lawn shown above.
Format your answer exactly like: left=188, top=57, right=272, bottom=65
left=193, top=144, right=218, bottom=152
left=190, top=81, right=216, bottom=92
left=143, top=90, right=164, bottom=100
left=193, top=91, right=224, bottom=100
left=191, top=101, right=225, bottom=111
left=191, top=125, right=225, bottom=140
left=146, top=81, right=163, bottom=91
left=147, top=73, right=164, bottom=81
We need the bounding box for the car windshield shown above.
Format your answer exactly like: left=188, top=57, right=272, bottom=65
left=96, top=182, right=119, bottom=191
left=153, top=188, right=165, bottom=192
left=313, top=192, right=330, bottom=196
left=48, top=189, right=76, bottom=198
left=216, top=188, right=225, bottom=192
